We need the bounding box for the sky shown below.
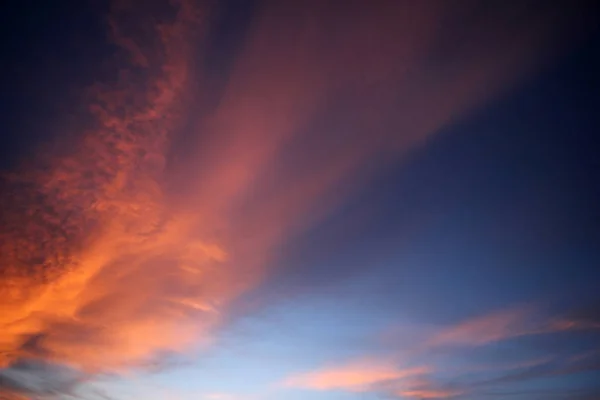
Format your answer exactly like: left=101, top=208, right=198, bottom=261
left=0, top=1, right=599, bottom=399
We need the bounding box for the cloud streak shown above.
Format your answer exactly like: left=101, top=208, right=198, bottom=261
left=284, top=360, right=428, bottom=392
left=285, top=360, right=465, bottom=400
left=428, top=305, right=600, bottom=349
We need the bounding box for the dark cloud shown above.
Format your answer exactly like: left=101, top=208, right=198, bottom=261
left=479, top=355, right=600, bottom=387
left=0, top=360, right=85, bottom=399
left=562, top=299, right=600, bottom=328
left=475, top=387, right=600, bottom=400
left=423, top=351, right=600, bottom=399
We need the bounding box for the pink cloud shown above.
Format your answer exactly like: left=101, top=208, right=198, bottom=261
left=427, top=305, right=600, bottom=349
left=427, top=306, right=538, bottom=347
left=381, top=374, right=464, bottom=400
left=397, top=389, right=462, bottom=399
left=285, top=360, right=429, bottom=392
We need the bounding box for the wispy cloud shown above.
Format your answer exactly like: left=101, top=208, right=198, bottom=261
left=0, top=360, right=86, bottom=400
left=427, top=306, right=540, bottom=347
left=395, top=389, right=462, bottom=399
left=284, top=360, right=428, bottom=392
left=284, top=359, right=468, bottom=400
left=428, top=305, right=600, bottom=349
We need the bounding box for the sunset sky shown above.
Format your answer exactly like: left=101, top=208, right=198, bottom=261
left=1, top=1, right=599, bottom=399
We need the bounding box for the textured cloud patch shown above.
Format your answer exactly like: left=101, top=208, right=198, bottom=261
left=0, top=0, right=215, bottom=376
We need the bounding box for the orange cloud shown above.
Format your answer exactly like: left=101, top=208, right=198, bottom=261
left=396, top=389, right=462, bottom=399
left=0, top=0, right=217, bottom=373
left=284, top=360, right=464, bottom=399
left=285, top=360, right=429, bottom=392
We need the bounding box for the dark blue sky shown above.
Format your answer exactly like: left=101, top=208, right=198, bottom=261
left=267, top=29, right=600, bottom=309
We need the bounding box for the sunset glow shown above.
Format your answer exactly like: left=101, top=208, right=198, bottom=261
left=1, top=1, right=599, bottom=399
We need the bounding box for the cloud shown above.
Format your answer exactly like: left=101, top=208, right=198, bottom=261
left=205, top=394, right=237, bottom=400
left=370, top=373, right=465, bottom=400
left=286, top=346, right=599, bottom=400
left=284, top=360, right=429, bottom=392
left=427, top=305, right=600, bottom=349
left=0, top=0, right=216, bottom=376
left=395, top=389, right=462, bottom=399
left=548, top=300, right=600, bottom=332
left=286, top=303, right=600, bottom=399
left=0, top=0, right=594, bottom=398
left=480, top=354, right=600, bottom=387
left=427, top=306, right=540, bottom=347
left=284, top=360, right=467, bottom=399
left=0, top=360, right=85, bottom=399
